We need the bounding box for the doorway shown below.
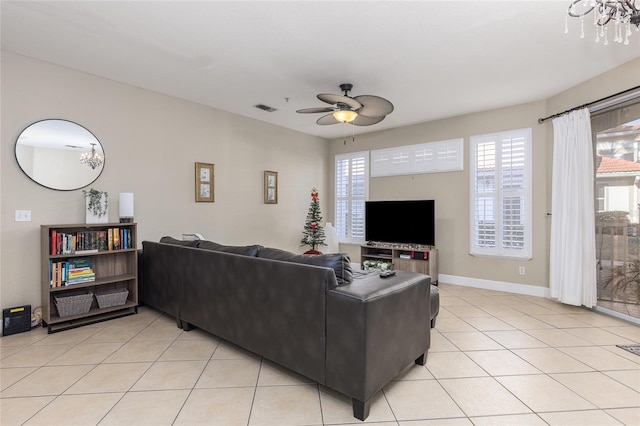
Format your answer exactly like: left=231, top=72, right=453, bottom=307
left=595, top=109, right=640, bottom=320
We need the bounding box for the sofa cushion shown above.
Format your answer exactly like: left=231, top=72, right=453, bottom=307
left=159, top=236, right=200, bottom=247
left=198, top=240, right=261, bottom=257
left=258, top=247, right=353, bottom=286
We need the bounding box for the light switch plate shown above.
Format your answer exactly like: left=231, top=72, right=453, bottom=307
left=15, top=210, right=31, bottom=222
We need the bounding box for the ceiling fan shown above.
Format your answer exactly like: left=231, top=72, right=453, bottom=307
left=296, top=83, right=394, bottom=126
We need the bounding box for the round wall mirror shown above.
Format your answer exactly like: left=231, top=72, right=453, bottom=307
left=15, top=119, right=105, bottom=191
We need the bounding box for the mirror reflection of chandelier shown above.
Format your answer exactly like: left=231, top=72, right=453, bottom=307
left=80, top=143, right=104, bottom=169
left=566, top=0, right=640, bottom=45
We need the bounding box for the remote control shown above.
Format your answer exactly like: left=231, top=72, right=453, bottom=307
left=379, top=271, right=396, bottom=278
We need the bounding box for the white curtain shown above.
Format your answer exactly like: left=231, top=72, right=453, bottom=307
left=549, top=108, right=597, bottom=307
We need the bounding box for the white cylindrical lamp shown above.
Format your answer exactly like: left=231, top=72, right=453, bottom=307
left=119, top=192, right=134, bottom=223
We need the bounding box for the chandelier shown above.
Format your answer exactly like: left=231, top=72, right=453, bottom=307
left=566, top=0, right=640, bottom=44
left=80, top=143, right=104, bottom=169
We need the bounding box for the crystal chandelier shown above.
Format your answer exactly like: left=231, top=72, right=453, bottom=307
left=566, top=0, right=640, bottom=45
left=80, top=143, right=104, bottom=169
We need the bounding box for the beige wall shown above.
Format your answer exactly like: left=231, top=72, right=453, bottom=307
left=544, top=58, right=640, bottom=214
left=0, top=51, right=328, bottom=309
left=329, top=57, right=640, bottom=295
left=329, top=102, right=550, bottom=292
left=1, top=50, right=638, bottom=311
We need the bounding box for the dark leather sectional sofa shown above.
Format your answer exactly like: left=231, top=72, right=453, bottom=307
left=141, top=237, right=433, bottom=421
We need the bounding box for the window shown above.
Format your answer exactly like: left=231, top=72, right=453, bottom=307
left=335, top=151, right=369, bottom=243
left=370, top=138, right=463, bottom=177
left=470, top=128, right=532, bottom=258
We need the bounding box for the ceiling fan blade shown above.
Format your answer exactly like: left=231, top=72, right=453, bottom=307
left=317, top=94, right=362, bottom=110
left=353, top=95, right=394, bottom=117
left=296, top=107, right=335, bottom=114
left=352, top=114, right=385, bottom=126
left=316, top=113, right=339, bottom=125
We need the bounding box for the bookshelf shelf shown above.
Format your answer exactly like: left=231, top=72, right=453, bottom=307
left=47, top=301, right=138, bottom=325
left=48, top=248, right=137, bottom=260
left=48, top=274, right=137, bottom=293
left=41, top=223, right=139, bottom=333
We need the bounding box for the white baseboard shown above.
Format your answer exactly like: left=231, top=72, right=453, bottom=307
left=439, top=274, right=550, bottom=298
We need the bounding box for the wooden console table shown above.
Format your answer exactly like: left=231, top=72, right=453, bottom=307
left=361, top=243, right=438, bottom=284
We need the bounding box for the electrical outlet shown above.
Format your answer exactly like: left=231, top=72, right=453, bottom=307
left=518, top=266, right=525, bottom=275
left=15, top=210, right=31, bottom=222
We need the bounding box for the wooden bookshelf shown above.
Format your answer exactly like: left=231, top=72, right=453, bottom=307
left=41, top=223, right=138, bottom=333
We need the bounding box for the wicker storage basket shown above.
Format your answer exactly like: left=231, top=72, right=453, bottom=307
left=54, top=292, right=93, bottom=317
left=95, top=288, right=129, bottom=309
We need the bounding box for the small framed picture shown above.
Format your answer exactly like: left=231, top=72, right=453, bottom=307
left=195, top=162, right=214, bottom=202
left=264, top=170, right=278, bottom=204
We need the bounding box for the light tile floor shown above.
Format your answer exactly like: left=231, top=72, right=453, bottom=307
left=1, top=283, right=640, bottom=425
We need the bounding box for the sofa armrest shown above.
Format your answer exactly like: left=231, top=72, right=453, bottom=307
left=141, top=241, right=184, bottom=325
left=325, top=271, right=431, bottom=420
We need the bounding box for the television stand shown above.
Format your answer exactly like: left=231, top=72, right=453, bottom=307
left=360, top=242, right=438, bottom=285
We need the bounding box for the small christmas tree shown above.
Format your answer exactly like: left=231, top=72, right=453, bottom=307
left=301, top=187, right=326, bottom=254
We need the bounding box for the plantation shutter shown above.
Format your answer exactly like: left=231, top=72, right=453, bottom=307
left=501, top=131, right=527, bottom=252
left=470, top=129, right=531, bottom=258
left=335, top=152, right=369, bottom=243
left=371, top=139, right=463, bottom=177
left=472, top=135, right=497, bottom=251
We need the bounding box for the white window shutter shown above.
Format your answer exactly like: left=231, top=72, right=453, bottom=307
left=335, top=152, right=369, bottom=244
left=470, top=129, right=531, bottom=259
left=371, top=139, right=463, bottom=177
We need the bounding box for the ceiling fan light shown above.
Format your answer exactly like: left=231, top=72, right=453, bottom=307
left=333, top=109, right=358, bottom=123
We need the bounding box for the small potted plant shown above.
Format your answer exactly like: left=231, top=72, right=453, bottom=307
left=83, top=188, right=108, bottom=223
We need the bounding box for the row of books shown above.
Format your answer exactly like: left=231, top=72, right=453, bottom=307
left=50, top=257, right=95, bottom=288
left=50, top=228, right=133, bottom=255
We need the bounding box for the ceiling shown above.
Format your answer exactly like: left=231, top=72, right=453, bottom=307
left=2, top=1, right=639, bottom=140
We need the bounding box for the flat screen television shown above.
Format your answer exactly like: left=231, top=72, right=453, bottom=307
left=365, top=200, right=435, bottom=246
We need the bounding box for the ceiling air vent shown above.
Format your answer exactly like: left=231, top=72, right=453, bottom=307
left=254, top=104, right=277, bottom=112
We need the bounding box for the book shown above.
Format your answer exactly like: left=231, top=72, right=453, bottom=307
left=51, top=230, right=57, bottom=255
left=97, top=231, right=107, bottom=251
left=113, top=228, right=120, bottom=250
left=75, top=231, right=102, bottom=253
left=51, top=260, right=71, bottom=287
left=75, top=249, right=99, bottom=254
left=123, top=229, right=130, bottom=249
left=66, top=257, right=95, bottom=285
left=68, top=257, right=93, bottom=269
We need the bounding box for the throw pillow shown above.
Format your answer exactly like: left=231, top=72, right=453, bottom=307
left=159, top=236, right=199, bottom=247
left=198, top=240, right=261, bottom=257
left=257, top=247, right=352, bottom=286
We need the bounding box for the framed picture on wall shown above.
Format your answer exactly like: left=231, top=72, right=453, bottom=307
left=195, top=162, right=214, bottom=202
left=264, top=170, right=278, bottom=204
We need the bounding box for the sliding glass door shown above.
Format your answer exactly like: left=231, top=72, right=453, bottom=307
left=594, top=100, right=640, bottom=319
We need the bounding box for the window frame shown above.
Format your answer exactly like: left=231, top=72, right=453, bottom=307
left=335, top=151, right=369, bottom=244
left=469, top=128, right=532, bottom=259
